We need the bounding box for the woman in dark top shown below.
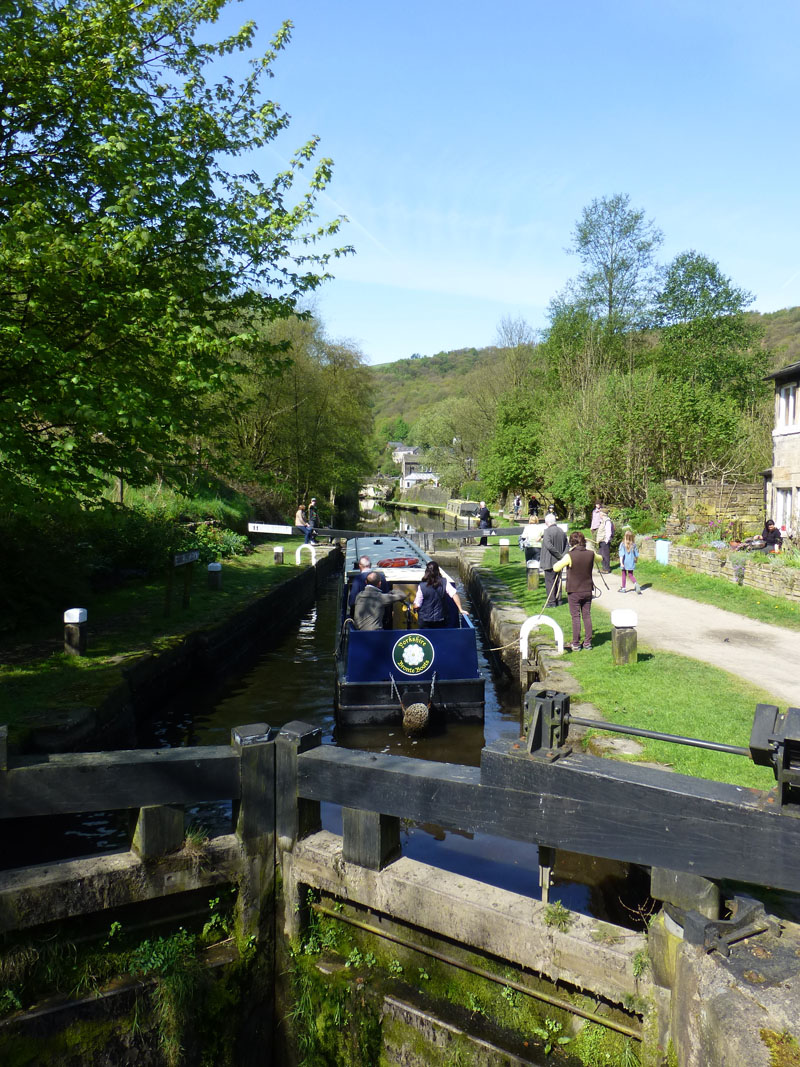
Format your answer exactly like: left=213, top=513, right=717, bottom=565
left=413, top=561, right=466, bottom=628
left=553, top=531, right=602, bottom=651
left=761, top=519, right=783, bottom=552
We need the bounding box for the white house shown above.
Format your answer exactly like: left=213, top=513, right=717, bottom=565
left=401, top=470, right=439, bottom=489
left=765, top=360, right=800, bottom=534
left=391, top=444, right=421, bottom=465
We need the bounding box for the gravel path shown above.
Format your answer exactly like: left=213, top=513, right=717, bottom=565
left=592, top=577, right=800, bottom=708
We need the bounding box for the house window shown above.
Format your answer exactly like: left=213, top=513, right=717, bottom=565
left=775, top=487, right=792, bottom=529
left=777, top=383, right=798, bottom=428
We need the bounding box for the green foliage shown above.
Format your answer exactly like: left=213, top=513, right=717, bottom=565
left=212, top=314, right=373, bottom=511
left=288, top=951, right=382, bottom=1067
left=760, top=1029, right=800, bottom=1067
left=531, top=1017, right=571, bottom=1056
left=129, top=929, right=203, bottom=1067
left=573, top=1022, right=641, bottom=1066
left=655, top=250, right=753, bottom=326
left=563, top=193, right=663, bottom=333
left=1, top=2, right=347, bottom=505
left=479, top=393, right=542, bottom=499
left=543, top=901, right=573, bottom=932
left=631, top=950, right=650, bottom=979
left=180, top=523, right=252, bottom=565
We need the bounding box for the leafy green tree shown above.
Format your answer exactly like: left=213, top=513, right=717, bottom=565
left=478, top=395, right=541, bottom=500
left=655, top=251, right=754, bottom=325
left=0, top=1, right=347, bottom=503
left=410, top=397, right=485, bottom=493
left=564, top=193, right=663, bottom=333
left=653, top=253, right=766, bottom=410
left=212, top=314, right=372, bottom=513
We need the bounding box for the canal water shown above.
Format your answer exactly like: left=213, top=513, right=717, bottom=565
left=5, top=511, right=648, bottom=924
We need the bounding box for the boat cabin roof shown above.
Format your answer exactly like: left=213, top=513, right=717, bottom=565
left=343, top=535, right=428, bottom=574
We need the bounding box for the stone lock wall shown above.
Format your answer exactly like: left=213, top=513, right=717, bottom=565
left=664, top=480, right=764, bottom=538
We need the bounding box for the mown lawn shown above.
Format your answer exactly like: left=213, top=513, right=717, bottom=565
left=481, top=545, right=784, bottom=789
left=0, top=540, right=317, bottom=738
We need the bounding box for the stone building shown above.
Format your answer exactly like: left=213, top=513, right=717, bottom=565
left=765, top=360, right=800, bottom=534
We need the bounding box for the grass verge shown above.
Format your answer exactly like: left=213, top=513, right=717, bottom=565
left=0, top=540, right=315, bottom=739
left=481, top=546, right=781, bottom=790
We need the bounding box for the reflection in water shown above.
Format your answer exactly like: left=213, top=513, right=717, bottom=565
left=137, top=576, right=600, bottom=916
left=4, top=514, right=641, bottom=923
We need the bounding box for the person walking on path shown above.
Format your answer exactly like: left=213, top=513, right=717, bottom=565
left=528, top=496, right=540, bottom=520
left=478, top=500, right=492, bottom=546
left=618, top=529, right=642, bottom=594
left=540, top=513, right=568, bottom=606
left=553, top=531, right=603, bottom=651
left=594, top=507, right=613, bottom=574
left=513, top=494, right=522, bottom=521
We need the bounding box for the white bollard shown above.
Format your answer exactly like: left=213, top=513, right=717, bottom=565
left=273, top=545, right=284, bottom=564
left=295, top=543, right=317, bottom=566
left=207, top=561, right=222, bottom=590
left=520, top=614, right=565, bottom=657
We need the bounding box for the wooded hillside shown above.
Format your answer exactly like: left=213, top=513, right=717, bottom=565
left=369, top=307, right=800, bottom=425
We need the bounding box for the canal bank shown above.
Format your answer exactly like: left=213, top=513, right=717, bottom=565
left=4, top=541, right=800, bottom=1065
left=3, top=545, right=342, bottom=755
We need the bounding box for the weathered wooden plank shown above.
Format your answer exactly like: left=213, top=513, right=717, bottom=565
left=276, top=721, right=322, bottom=851
left=342, top=808, right=400, bottom=871
left=296, top=746, right=800, bottom=893
left=0, top=747, right=240, bottom=818
left=479, top=742, right=768, bottom=814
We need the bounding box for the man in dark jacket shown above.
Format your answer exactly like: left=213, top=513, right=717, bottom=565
left=539, top=514, right=568, bottom=606
left=477, top=501, right=492, bottom=546
left=353, top=573, right=406, bottom=631
left=553, top=532, right=602, bottom=651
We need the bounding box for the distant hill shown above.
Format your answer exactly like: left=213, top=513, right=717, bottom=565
left=369, top=346, right=503, bottom=422
left=759, top=306, right=800, bottom=365
left=369, top=307, right=800, bottom=425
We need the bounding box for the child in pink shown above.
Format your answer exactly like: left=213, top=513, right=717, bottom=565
left=618, top=529, right=641, bottom=595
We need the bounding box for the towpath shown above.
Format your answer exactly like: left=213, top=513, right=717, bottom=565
left=592, top=579, right=800, bottom=707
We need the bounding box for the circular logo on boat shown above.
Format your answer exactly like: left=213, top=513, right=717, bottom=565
left=392, top=633, right=435, bottom=676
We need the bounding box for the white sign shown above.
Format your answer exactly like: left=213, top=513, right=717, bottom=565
left=174, top=550, right=199, bottom=567
left=249, top=523, right=292, bottom=535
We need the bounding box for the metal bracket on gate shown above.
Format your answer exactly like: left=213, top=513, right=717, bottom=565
left=525, top=689, right=572, bottom=760
left=665, top=896, right=777, bottom=957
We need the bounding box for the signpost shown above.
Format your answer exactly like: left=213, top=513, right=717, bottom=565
left=165, top=549, right=199, bottom=616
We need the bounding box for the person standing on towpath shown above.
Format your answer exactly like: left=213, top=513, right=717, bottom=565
left=553, top=531, right=603, bottom=651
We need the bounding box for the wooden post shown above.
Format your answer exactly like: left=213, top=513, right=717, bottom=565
left=527, top=562, right=540, bottom=590
left=342, top=808, right=400, bottom=871
left=63, top=608, right=88, bottom=656
left=273, top=545, right=284, bottom=565
left=231, top=723, right=276, bottom=943
left=499, top=538, right=510, bottom=564
left=207, top=561, right=222, bottom=590
left=612, top=626, right=638, bottom=665
left=276, top=721, right=322, bottom=855
left=132, top=805, right=185, bottom=859
left=182, top=560, right=193, bottom=608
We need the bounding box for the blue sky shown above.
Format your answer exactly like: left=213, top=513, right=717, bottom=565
left=214, top=0, right=800, bottom=364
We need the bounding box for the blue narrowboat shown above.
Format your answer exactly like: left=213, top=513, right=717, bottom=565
left=335, top=535, right=485, bottom=726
